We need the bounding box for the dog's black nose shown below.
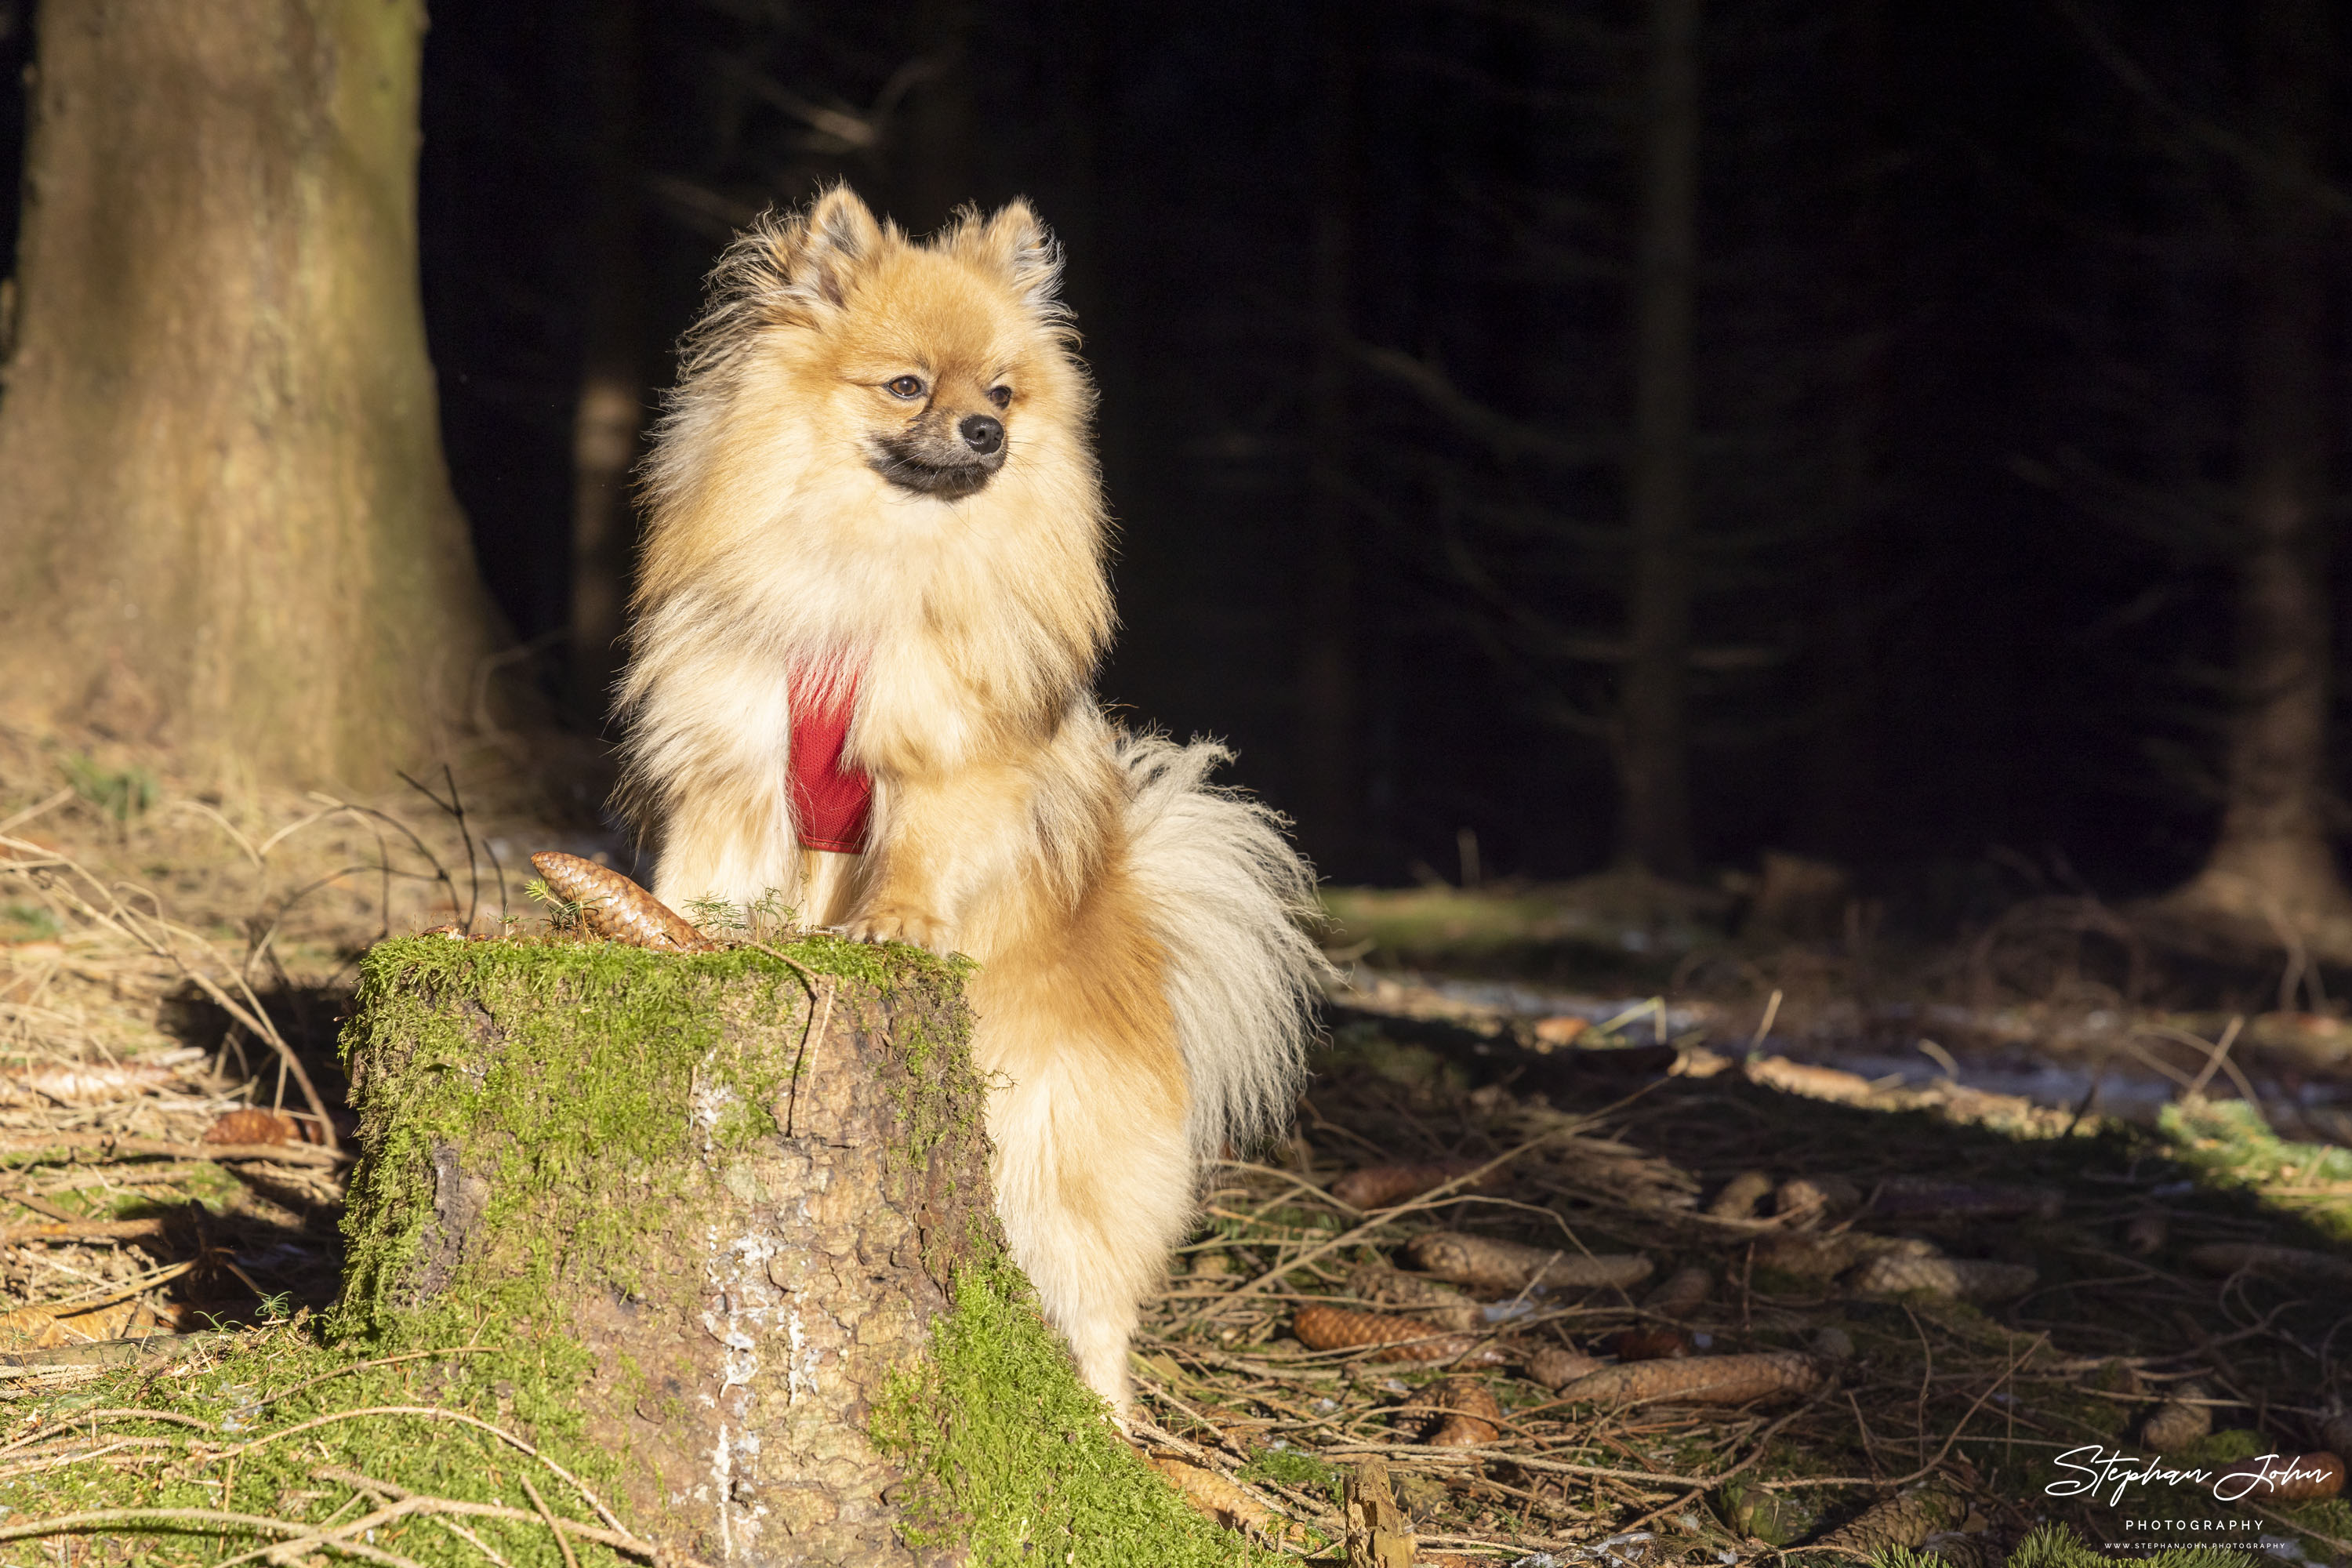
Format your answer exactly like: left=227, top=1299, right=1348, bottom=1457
left=959, top=415, right=1004, bottom=456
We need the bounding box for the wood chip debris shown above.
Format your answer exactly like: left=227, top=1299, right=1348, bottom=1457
left=0, top=1294, right=183, bottom=1352
left=0, top=1131, right=348, bottom=1167
left=0, top=1216, right=176, bottom=1246
left=1743, top=1054, right=1880, bottom=1104
left=1344, top=1457, right=1416, bottom=1568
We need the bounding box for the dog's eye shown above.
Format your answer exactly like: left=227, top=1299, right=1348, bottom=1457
left=987, top=386, right=1013, bottom=410
left=886, top=376, right=926, bottom=400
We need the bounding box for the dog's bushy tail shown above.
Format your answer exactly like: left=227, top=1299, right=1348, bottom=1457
left=1116, top=733, right=1333, bottom=1162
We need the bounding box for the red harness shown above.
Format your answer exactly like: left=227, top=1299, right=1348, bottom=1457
left=786, top=662, right=873, bottom=854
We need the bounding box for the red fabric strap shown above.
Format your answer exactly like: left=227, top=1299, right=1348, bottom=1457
left=786, top=662, right=873, bottom=854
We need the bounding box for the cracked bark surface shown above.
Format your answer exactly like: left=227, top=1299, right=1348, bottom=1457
left=343, top=944, right=992, bottom=1566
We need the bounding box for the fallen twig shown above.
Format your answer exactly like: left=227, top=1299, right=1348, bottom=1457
left=0, top=1510, right=421, bottom=1568
left=0, top=1131, right=349, bottom=1167
left=203, top=1403, right=626, bottom=1537
left=306, top=1467, right=706, bottom=1567
left=521, top=1475, right=584, bottom=1568
left=252, top=1345, right=495, bottom=1411
left=4, top=833, right=339, bottom=1152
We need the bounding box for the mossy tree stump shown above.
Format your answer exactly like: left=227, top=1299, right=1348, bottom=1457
left=338, top=934, right=1250, bottom=1566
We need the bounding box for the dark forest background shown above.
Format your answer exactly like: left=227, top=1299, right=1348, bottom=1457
left=2, top=0, right=2341, bottom=914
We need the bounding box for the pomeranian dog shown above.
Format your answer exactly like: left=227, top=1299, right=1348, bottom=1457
left=615, top=185, right=1327, bottom=1414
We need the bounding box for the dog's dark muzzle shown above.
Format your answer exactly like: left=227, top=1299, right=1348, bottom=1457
left=869, top=422, right=1007, bottom=499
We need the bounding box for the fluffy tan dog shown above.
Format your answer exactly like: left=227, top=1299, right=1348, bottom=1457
left=616, top=185, right=1327, bottom=1414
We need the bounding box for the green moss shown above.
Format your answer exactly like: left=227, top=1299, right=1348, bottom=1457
left=5, top=1269, right=1271, bottom=1566
left=0, top=1323, right=635, bottom=1566
left=1715, top=1477, right=1820, bottom=1546
left=61, top=753, right=157, bottom=822
left=886, top=1011, right=982, bottom=1172
left=335, top=932, right=958, bottom=1338
left=1319, top=873, right=1726, bottom=982
left=0, top=899, right=60, bottom=941
left=1239, top=1446, right=1343, bottom=1506
left=2160, top=1098, right=2352, bottom=1240
left=872, top=1254, right=1275, bottom=1566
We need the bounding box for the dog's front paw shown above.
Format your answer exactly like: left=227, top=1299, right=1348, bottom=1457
left=847, top=904, right=956, bottom=955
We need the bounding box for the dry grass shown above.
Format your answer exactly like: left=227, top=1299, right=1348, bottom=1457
left=0, top=722, right=589, bottom=1357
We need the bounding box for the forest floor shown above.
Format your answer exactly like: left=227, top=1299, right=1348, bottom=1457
left=2, top=732, right=2350, bottom=1565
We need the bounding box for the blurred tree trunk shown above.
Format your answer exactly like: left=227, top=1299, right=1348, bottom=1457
left=0, top=0, right=500, bottom=788
left=1298, top=5, right=1360, bottom=878
left=1618, top=0, right=1702, bottom=880
left=2167, top=0, right=2352, bottom=946
left=568, top=0, right=647, bottom=726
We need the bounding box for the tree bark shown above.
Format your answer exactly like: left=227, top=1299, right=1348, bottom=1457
left=568, top=0, right=648, bottom=726
left=2168, top=0, right=2351, bottom=944
left=343, top=938, right=991, bottom=1562
left=1619, top=0, right=1703, bottom=882
left=339, top=935, right=1237, bottom=1564
left=0, top=0, right=502, bottom=787
left=1298, top=4, right=1361, bottom=879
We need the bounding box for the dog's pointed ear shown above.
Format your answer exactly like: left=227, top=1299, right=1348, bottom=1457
left=787, top=184, right=884, bottom=309
left=971, top=199, right=1063, bottom=314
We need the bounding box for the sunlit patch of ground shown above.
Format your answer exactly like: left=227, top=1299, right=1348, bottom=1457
left=0, top=724, right=612, bottom=1352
